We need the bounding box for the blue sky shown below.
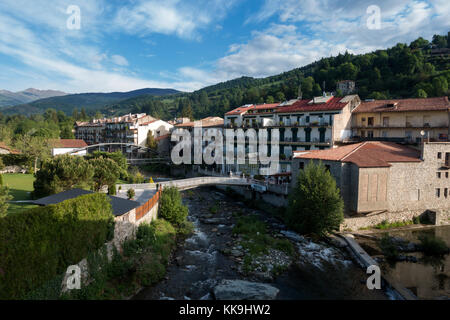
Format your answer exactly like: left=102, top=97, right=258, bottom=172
left=0, top=0, right=449, bottom=93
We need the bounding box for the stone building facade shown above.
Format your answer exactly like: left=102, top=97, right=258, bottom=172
left=293, top=141, right=450, bottom=217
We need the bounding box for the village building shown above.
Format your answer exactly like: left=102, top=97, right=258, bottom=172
left=74, top=113, right=173, bottom=156
left=292, top=141, right=450, bottom=215
left=222, top=95, right=361, bottom=176
left=49, top=139, right=88, bottom=156
left=336, top=80, right=356, bottom=95
left=0, top=142, right=19, bottom=154
left=351, top=97, right=450, bottom=143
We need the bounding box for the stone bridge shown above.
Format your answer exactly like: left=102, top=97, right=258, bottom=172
left=117, top=176, right=251, bottom=192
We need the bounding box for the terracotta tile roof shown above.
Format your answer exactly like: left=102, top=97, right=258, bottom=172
left=0, top=142, right=19, bottom=154
left=175, top=117, right=224, bottom=128
left=276, top=96, right=347, bottom=113
left=294, top=142, right=421, bottom=168
left=50, top=139, right=88, bottom=148
left=353, top=97, right=450, bottom=113
left=225, top=105, right=254, bottom=116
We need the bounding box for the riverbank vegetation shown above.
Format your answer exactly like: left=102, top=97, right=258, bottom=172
left=62, top=220, right=177, bottom=300
left=287, top=161, right=344, bottom=237
left=0, top=193, right=114, bottom=299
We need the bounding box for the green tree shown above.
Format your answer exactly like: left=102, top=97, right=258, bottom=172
left=14, top=134, right=51, bottom=173
left=433, top=76, right=448, bottom=96
left=89, top=157, right=121, bottom=192
left=286, top=161, right=344, bottom=237
left=33, top=155, right=94, bottom=198
left=159, top=187, right=188, bottom=226
left=416, top=89, right=428, bottom=98
left=146, top=130, right=158, bottom=151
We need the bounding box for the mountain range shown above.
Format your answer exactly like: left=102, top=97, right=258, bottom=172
left=1, top=88, right=181, bottom=115
left=0, top=88, right=67, bottom=108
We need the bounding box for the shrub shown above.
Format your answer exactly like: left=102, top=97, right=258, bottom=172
left=0, top=174, right=3, bottom=186
left=286, top=161, right=344, bottom=237
left=127, top=188, right=135, bottom=200
left=159, top=187, right=188, bottom=227
left=33, top=155, right=94, bottom=198
left=0, top=193, right=114, bottom=299
left=0, top=186, right=12, bottom=217
left=419, top=234, right=449, bottom=256
left=108, top=184, right=116, bottom=195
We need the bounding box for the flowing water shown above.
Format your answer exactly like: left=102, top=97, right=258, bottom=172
left=133, top=187, right=387, bottom=300
left=377, top=225, right=450, bottom=300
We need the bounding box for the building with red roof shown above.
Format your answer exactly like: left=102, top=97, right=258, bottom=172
left=351, top=97, right=450, bottom=143
left=50, top=139, right=88, bottom=156
left=293, top=141, right=450, bottom=215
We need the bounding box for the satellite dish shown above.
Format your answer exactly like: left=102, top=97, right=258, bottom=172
left=420, top=130, right=426, bottom=136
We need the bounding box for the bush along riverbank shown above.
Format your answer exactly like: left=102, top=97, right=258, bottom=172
left=62, top=188, right=193, bottom=300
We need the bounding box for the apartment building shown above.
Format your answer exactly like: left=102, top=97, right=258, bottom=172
left=293, top=141, right=450, bottom=215
left=352, top=97, right=450, bottom=143
left=221, top=95, right=361, bottom=175
left=75, top=113, right=173, bottom=155
left=74, top=120, right=105, bottom=145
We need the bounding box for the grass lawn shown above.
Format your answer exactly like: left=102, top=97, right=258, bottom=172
left=2, top=173, right=38, bottom=215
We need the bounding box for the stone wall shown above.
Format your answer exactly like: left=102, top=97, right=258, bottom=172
left=341, top=209, right=450, bottom=231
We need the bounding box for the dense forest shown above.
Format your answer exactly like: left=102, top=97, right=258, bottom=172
left=104, top=33, right=450, bottom=120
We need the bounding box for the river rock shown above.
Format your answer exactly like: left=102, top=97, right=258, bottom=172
left=213, top=280, right=279, bottom=300
left=202, top=218, right=228, bottom=225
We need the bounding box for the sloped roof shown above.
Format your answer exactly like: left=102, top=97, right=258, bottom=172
left=176, top=117, right=224, bottom=128
left=353, top=97, right=450, bottom=113
left=294, top=142, right=421, bottom=168
left=50, top=139, right=88, bottom=148
left=33, top=189, right=141, bottom=217
left=0, top=142, right=19, bottom=154
left=225, top=104, right=254, bottom=116
left=276, top=96, right=347, bottom=113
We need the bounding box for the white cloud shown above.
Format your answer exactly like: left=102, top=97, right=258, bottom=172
left=114, top=0, right=238, bottom=40
left=111, top=55, right=129, bottom=67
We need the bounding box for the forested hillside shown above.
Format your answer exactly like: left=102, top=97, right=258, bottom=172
left=103, top=33, right=449, bottom=120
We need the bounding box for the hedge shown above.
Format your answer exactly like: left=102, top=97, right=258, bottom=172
left=0, top=193, right=114, bottom=299
left=0, top=154, right=32, bottom=167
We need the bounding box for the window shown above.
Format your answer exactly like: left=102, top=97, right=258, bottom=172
left=382, top=131, right=388, bottom=138
left=325, top=165, right=331, bottom=172
left=436, top=188, right=441, bottom=198
left=383, top=117, right=389, bottom=127
left=368, top=117, right=374, bottom=126
left=437, top=172, right=442, bottom=179
left=367, top=131, right=374, bottom=138
left=438, top=152, right=442, bottom=159
left=299, top=162, right=305, bottom=170
left=446, top=172, right=449, bottom=179
left=361, top=130, right=366, bottom=138
left=445, top=188, right=448, bottom=198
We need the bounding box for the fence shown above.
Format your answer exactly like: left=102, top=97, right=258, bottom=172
left=135, top=189, right=162, bottom=221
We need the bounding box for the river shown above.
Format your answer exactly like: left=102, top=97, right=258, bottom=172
left=133, top=187, right=387, bottom=300
left=376, top=225, right=450, bottom=300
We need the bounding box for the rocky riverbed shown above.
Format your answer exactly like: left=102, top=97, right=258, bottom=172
left=133, top=187, right=387, bottom=300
